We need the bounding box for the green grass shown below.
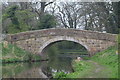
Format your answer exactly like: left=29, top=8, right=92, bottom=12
left=53, top=46, right=118, bottom=78
left=53, top=60, right=94, bottom=79
left=1, top=42, right=41, bottom=63
left=91, top=46, right=118, bottom=78
left=118, top=34, right=120, bottom=43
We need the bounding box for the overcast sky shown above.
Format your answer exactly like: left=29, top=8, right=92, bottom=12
left=0, top=0, right=120, bottom=2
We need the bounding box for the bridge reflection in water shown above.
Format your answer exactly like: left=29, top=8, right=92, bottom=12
left=2, top=54, right=75, bottom=78
left=3, top=38, right=90, bottom=78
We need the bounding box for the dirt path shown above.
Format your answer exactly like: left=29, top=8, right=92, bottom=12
left=81, top=60, right=111, bottom=78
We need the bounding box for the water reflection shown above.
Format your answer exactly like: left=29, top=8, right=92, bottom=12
left=2, top=55, right=74, bottom=78
left=2, top=41, right=89, bottom=78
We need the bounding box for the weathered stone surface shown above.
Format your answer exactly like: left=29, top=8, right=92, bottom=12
left=6, top=28, right=117, bottom=56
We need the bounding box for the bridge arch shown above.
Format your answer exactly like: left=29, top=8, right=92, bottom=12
left=6, top=28, right=116, bottom=56
left=39, top=36, right=90, bottom=55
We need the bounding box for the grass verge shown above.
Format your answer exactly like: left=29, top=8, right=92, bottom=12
left=53, top=46, right=118, bottom=78
left=1, top=42, right=41, bottom=63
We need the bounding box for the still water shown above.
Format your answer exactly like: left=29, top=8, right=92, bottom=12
left=2, top=48, right=89, bottom=78
left=2, top=54, right=75, bottom=78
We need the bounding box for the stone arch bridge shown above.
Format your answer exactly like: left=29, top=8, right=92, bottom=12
left=6, top=28, right=117, bottom=56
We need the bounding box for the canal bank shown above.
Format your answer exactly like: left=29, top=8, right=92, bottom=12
left=1, top=41, right=118, bottom=78
left=53, top=46, right=118, bottom=78
left=1, top=43, right=41, bottom=63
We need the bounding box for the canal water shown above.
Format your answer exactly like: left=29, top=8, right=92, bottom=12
left=2, top=53, right=76, bottom=78
left=2, top=52, right=89, bottom=78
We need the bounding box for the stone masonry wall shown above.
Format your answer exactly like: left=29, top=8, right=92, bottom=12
left=5, top=28, right=117, bottom=56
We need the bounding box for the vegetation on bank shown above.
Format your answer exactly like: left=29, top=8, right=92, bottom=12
left=91, top=46, right=118, bottom=78
left=53, top=60, right=94, bottom=78
left=117, top=28, right=119, bottom=44
left=53, top=46, right=118, bottom=78
left=1, top=42, right=41, bottom=63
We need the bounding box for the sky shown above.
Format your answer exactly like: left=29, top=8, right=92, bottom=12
left=0, top=0, right=120, bottom=2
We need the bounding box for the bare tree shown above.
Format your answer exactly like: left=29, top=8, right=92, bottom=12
left=29, top=1, right=54, bottom=19
left=56, top=2, right=118, bottom=33
left=57, top=2, right=84, bottom=29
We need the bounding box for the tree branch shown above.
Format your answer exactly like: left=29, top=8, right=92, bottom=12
left=45, top=2, right=54, bottom=6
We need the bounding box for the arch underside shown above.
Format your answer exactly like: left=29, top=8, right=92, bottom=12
left=39, top=36, right=90, bottom=55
